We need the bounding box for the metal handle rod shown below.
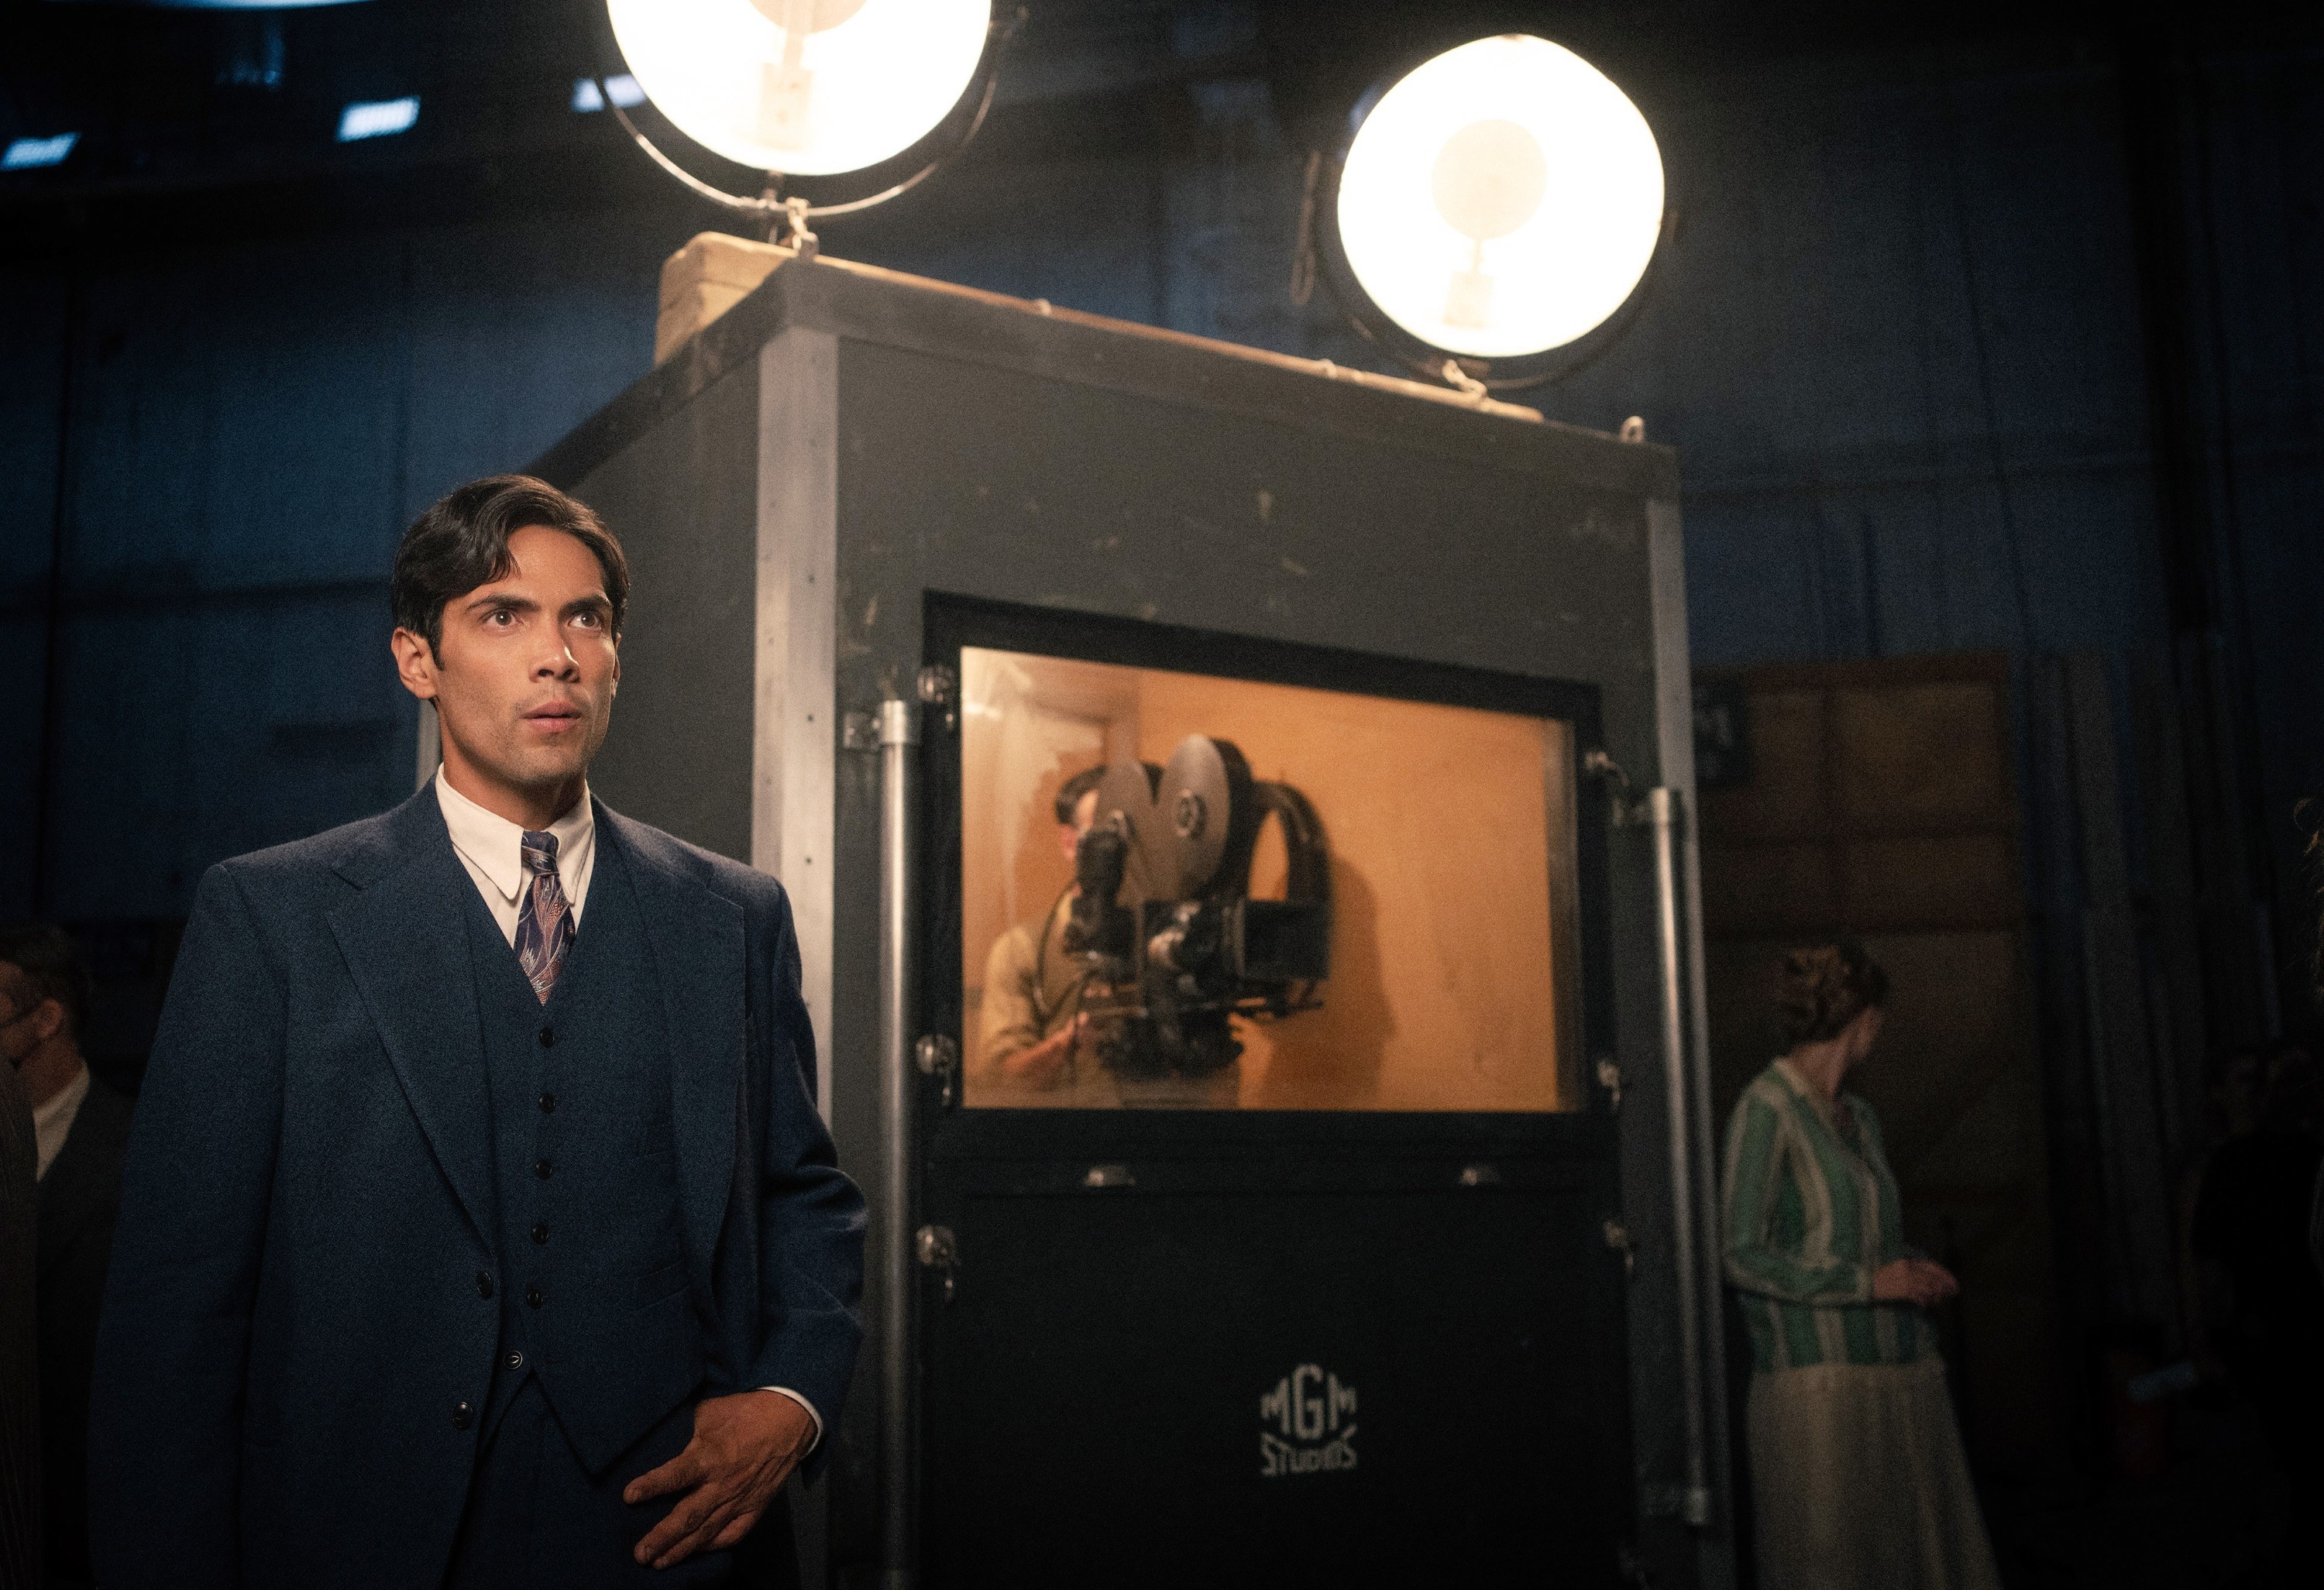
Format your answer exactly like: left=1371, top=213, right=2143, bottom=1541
left=1648, top=786, right=1712, bottom=1528
left=877, top=696, right=920, bottom=1586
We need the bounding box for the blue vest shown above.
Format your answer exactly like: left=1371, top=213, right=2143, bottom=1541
left=460, top=833, right=704, bottom=1473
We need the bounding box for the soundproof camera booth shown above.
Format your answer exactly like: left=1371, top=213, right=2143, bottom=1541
left=529, top=252, right=1731, bottom=1588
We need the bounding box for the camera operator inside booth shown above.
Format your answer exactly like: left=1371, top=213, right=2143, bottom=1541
left=971, top=764, right=1176, bottom=1108
left=957, top=647, right=1588, bottom=1114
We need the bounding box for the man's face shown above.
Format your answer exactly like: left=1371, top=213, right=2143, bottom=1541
left=394, top=525, right=621, bottom=799
left=1056, top=788, right=1100, bottom=863
left=1845, top=1004, right=1886, bottom=1068
left=0, top=968, right=46, bottom=1068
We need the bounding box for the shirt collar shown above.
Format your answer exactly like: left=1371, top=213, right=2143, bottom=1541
left=32, top=1062, right=90, bottom=1181
left=1772, top=1056, right=1850, bottom=1132
left=433, top=767, right=593, bottom=904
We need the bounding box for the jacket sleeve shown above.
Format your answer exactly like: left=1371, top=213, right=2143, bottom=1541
left=1720, top=1091, right=1874, bottom=1307
left=88, top=863, right=287, bottom=1590
left=743, top=884, right=867, bottom=1451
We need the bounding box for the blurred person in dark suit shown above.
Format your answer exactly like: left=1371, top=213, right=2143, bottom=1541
left=2193, top=1044, right=2324, bottom=1468
left=2192, top=1042, right=2324, bottom=1582
left=1, top=925, right=129, bottom=1590
left=0, top=1051, right=39, bottom=1590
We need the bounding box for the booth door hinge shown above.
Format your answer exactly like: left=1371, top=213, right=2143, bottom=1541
left=1594, top=1056, right=1624, bottom=1113
left=842, top=710, right=880, bottom=753
left=916, top=665, right=958, bottom=732
left=1582, top=748, right=1651, bottom=825
left=916, top=1033, right=961, bottom=1109
left=1603, top=1217, right=1636, bottom=1280
left=916, top=1223, right=960, bottom=1303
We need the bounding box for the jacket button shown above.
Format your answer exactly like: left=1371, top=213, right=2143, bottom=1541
left=526, top=1284, right=545, bottom=1309
left=452, top=1400, right=474, bottom=1431
left=535, top=1158, right=553, bottom=1180
left=505, top=1350, right=525, bottom=1372
left=474, top=1271, right=493, bottom=1300
left=538, top=1027, right=555, bottom=1048
left=531, top=1222, right=549, bottom=1245
left=538, top=1092, right=555, bottom=1114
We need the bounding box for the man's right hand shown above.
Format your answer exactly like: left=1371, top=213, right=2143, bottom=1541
left=1872, top=1257, right=1959, bottom=1308
left=998, top=1015, right=1089, bottom=1090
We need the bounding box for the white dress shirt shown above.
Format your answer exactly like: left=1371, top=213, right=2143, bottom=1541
left=33, top=1061, right=89, bottom=1181
left=431, top=770, right=822, bottom=1445
left=435, top=768, right=598, bottom=946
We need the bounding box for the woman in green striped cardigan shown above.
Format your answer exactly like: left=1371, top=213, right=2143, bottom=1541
left=1720, top=938, right=2000, bottom=1590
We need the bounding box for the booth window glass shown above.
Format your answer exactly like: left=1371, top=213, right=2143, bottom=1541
left=958, top=647, right=1583, bottom=1111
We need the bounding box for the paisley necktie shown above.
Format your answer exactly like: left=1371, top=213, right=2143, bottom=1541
left=515, top=830, right=574, bottom=1004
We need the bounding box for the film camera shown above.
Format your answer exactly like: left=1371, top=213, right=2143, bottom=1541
left=1064, top=735, right=1332, bottom=1080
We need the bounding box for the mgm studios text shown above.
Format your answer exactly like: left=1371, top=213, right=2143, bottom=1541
left=1259, top=1364, right=1357, bottom=1478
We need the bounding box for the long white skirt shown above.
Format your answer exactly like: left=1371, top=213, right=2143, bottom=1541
left=1747, top=1356, right=2003, bottom=1590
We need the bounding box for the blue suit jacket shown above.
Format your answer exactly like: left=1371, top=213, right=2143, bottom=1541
left=88, top=789, right=866, bottom=1589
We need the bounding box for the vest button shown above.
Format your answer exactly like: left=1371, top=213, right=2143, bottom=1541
left=474, top=1271, right=493, bottom=1300
left=535, top=1158, right=553, bottom=1180
left=526, top=1284, right=545, bottom=1310
left=539, top=1027, right=555, bottom=1048
left=505, top=1350, right=525, bottom=1372
left=452, top=1400, right=474, bottom=1431
left=531, top=1222, right=549, bottom=1245
left=538, top=1092, right=556, bottom=1114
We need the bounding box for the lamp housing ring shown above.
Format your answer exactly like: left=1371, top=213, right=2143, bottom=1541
left=1312, top=34, right=1672, bottom=394
left=593, top=4, right=1021, bottom=229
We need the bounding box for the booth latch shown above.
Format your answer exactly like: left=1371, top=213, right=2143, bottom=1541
left=1602, top=1217, right=1636, bottom=1280
left=916, top=1224, right=961, bottom=1303
left=915, top=1033, right=961, bottom=1108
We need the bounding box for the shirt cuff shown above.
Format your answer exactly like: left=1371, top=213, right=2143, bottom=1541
left=758, top=1386, right=823, bottom=1451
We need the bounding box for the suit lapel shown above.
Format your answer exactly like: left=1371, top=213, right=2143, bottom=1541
left=603, top=809, right=744, bottom=1283
left=328, top=791, right=494, bottom=1245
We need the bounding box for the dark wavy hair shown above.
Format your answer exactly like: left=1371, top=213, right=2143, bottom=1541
left=1776, top=935, right=1889, bottom=1045
left=391, top=475, right=628, bottom=661
left=1052, top=762, right=1164, bottom=826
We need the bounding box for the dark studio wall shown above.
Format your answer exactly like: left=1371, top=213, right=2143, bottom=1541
left=3, top=0, right=2321, bottom=1399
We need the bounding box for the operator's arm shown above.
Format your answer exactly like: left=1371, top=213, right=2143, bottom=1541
left=975, top=925, right=1085, bottom=1090
left=88, top=864, right=287, bottom=1589
left=974, top=924, right=1043, bottom=1079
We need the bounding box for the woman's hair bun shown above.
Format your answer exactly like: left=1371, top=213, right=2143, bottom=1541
left=1776, top=935, right=1889, bottom=1045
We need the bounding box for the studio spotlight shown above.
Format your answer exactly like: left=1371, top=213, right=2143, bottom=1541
left=1315, top=34, right=1666, bottom=392
left=599, top=0, right=1011, bottom=246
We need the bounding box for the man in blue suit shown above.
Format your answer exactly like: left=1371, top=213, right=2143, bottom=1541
left=89, top=476, right=865, bottom=1588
